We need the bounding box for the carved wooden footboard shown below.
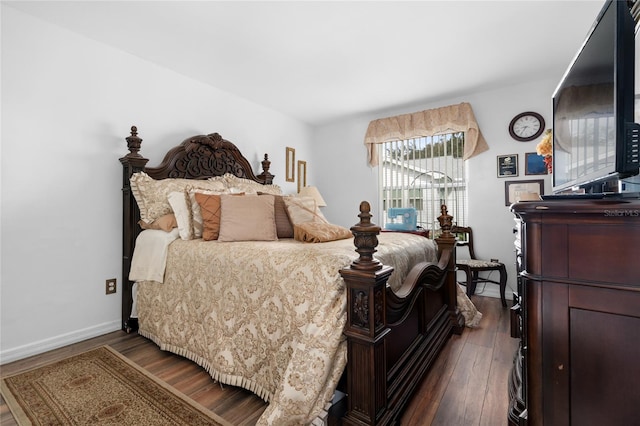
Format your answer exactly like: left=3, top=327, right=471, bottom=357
left=120, top=126, right=463, bottom=425
left=338, top=202, right=463, bottom=425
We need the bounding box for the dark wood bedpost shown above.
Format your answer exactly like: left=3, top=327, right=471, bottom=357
left=119, top=126, right=148, bottom=332
left=436, top=204, right=465, bottom=334
left=257, top=153, right=274, bottom=184
left=340, top=201, right=394, bottom=425
left=339, top=202, right=463, bottom=425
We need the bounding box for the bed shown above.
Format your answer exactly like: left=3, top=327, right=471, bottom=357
left=119, top=126, right=466, bottom=425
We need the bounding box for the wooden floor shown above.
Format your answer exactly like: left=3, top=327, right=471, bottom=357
left=0, top=295, right=517, bottom=425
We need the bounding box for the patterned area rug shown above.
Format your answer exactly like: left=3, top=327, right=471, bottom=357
left=0, top=346, right=232, bottom=426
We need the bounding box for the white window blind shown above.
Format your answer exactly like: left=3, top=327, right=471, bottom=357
left=378, top=132, right=467, bottom=237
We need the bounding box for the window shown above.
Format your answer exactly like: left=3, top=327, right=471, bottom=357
left=379, top=132, right=467, bottom=237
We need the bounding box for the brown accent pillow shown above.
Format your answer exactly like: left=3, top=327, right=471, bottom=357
left=188, top=188, right=229, bottom=239
left=138, top=214, right=178, bottom=232
left=258, top=192, right=294, bottom=238
left=194, top=193, right=222, bottom=241
left=293, top=222, right=352, bottom=243
left=218, top=195, right=277, bottom=242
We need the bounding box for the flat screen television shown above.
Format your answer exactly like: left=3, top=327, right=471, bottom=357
left=552, top=0, right=640, bottom=195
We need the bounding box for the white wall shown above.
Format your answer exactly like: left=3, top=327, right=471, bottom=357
left=312, top=79, right=558, bottom=299
left=0, top=7, right=312, bottom=363
left=0, top=5, right=571, bottom=362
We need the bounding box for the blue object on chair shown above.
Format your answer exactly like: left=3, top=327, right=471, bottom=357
left=386, top=207, right=417, bottom=231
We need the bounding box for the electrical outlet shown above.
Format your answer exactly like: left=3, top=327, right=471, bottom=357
left=106, top=278, right=117, bottom=295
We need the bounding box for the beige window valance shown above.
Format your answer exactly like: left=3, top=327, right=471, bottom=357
left=364, top=102, right=489, bottom=166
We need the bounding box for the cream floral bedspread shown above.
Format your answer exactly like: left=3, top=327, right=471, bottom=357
left=136, top=233, right=438, bottom=425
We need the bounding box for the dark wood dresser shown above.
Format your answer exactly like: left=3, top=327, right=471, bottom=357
left=509, top=198, right=640, bottom=426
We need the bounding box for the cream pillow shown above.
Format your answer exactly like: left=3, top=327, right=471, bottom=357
left=218, top=194, right=277, bottom=242
left=223, top=173, right=282, bottom=195
left=283, top=196, right=328, bottom=225
left=168, top=191, right=193, bottom=240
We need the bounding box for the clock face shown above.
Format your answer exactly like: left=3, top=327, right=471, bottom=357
left=509, top=112, right=545, bottom=142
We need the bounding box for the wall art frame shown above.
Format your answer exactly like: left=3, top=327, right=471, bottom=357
left=497, top=154, right=518, bottom=177
left=504, top=179, right=544, bottom=206
left=297, top=160, right=307, bottom=193
left=285, top=147, right=295, bottom=182
left=525, top=152, right=548, bottom=175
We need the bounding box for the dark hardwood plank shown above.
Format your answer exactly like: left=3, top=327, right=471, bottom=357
left=431, top=342, right=493, bottom=425
left=400, top=331, right=468, bottom=425
left=0, top=296, right=514, bottom=426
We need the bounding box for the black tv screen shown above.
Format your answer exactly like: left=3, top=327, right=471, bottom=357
left=552, top=0, right=638, bottom=193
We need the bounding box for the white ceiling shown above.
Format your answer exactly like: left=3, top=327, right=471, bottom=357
left=6, top=1, right=606, bottom=126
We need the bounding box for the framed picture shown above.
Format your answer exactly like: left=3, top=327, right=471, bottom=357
left=285, top=147, right=295, bottom=182
left=497, top=154, right=518, bottom=177
left=297, top=160, right=307, bottom=193
left=504, top=179, right=544, bottom=206
left=525, top=152, right=547, bottom=175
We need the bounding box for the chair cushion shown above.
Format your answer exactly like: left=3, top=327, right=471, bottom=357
left=457, top=259, right=503, bottom=268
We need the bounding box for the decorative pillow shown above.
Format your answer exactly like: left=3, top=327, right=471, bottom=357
left=258, top=192, right=294, bottom=238
left=138, top=214, right=178, bottom=232
left=167, top=191, right=193, bottom=240
left=223, top=173, right=282, bottom=195
left=169, top=187, right=229, bottom=240
left=207, top=175, right=228, bottom=186
left=130, top=172, right=227, bottom=223
left=283, top=196, right=328, bottom=225
left=194, top=192, right=223, bottom=241
left=218, top=194, right=278, bottom=242
left=188, top=187, right=229, bottom=239
left=293, top=222, right=352, bottom=243
left=194, top=191, right=246, bottom=240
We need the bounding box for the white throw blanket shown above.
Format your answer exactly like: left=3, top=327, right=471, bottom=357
left=129, top=228, right=179, bottom=283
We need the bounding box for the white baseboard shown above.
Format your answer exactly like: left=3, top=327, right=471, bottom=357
left=466, top=282, right=516, bottom=303
left=0, top=320, right=121, bottom=365
left=474, top=286, right=501, bottom=299
left=0, top=285, right=516, bottom=364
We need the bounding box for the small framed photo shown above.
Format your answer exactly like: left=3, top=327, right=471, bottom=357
left=497, top=154, right=518, bottom=177
left=297, top=160, right=307, bottom=193
left=504, top=179, right=544, bottom=206
left=525, top=152, right=547, bottom=175
left=285, top=147, right=295, bottom=182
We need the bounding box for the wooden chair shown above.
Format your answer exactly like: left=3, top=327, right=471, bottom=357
left=452, top=226, right=507, bottom=307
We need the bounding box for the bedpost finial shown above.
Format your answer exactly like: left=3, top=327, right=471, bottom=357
left=349, top=201, right=382, bottom=271
left=358, top=201, right=372, bottom=225
left=125, top=125, right=143, bottom=158
left=261, top=154, right=271, bottom=173
left=257, top=153, right=274, bottom=184
left=437, top=204, right=454, bottom=238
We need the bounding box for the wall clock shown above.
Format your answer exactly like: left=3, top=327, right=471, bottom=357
left=508, top=111, right=545, bottom=142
